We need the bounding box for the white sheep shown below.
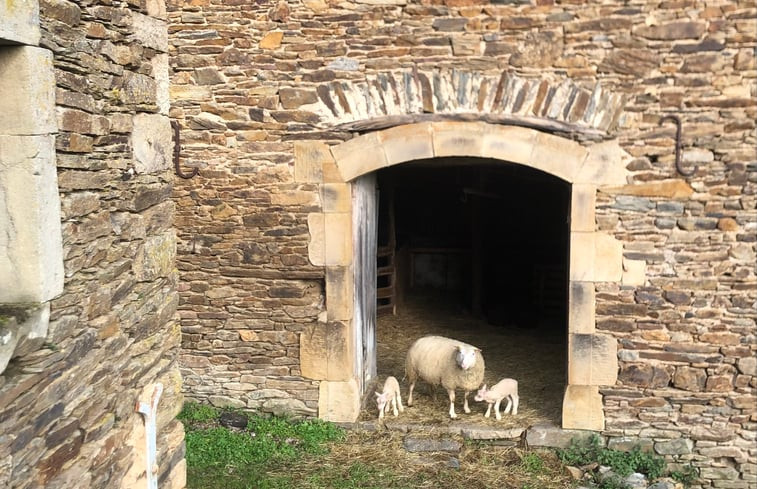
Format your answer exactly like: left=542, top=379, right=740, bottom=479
left=405, top=335, right=485, bottom=419
left=474, top=378, right=519, bottom=420
left=375, top=375, right=404, bottom=419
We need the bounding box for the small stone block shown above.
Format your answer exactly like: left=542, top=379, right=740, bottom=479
left=318, top=378, right=361, bottom=422
left=301, top=321, right=353, bottom=381
left=576, top=141, right=629, bottom=186
left=0, top=135, right=63, bottom=303
left=0, top=46, right=56, bottom=135
left=326, top=266, right=353, bottom=321
left=568, top=281, right=595, bottom=334
left=571, top=184, right=596, bottom=232
left=526, top=423, right=600, bottom=448
left=562, top=385, right=604, bottom=431
left=594, top=233, right=623, bottom=282
left=622, top=258, right=646, bottom=286
left=481, top=125, right=537, bottom=165
left=379, top=122, right=434, bottom=165
left=570, top=232, right=595, bottom=282
left=324, top=213, right=352, bottom=266
left=529, top=131, right=587, bottom=182
left=320, top=183, right=351, bottom=213
left=331, top=132, right=387, bottom=182
left=432, top=121, right=487, bottom=157
left=307, top=213, right=325, bottom=266
left=569, top=334, right=618, bottom=386
left=260, top=31, right=284, bottom=49
left=132, top=114, right=173, bottom=174
left=294, top=141, right=329, bottom=183
left=0, top=0, right=41, bottom=45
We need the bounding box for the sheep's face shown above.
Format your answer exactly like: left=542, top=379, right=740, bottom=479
left=375, top=392, right=389, bottom=413
left=474, top=385, right=488, bottom=402
left=456, top=346, right=477, bottom=370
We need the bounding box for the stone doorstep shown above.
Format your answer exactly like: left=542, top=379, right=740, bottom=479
left=335, top=421, right=598, bottom=449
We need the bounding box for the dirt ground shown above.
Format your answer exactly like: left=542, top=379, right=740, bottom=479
left=361, top=292, right=566, bottom=429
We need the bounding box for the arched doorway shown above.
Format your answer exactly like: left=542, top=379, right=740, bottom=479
left=299, top=121, right=639, bottom=430
left=373, top=158, right=570, bottom=425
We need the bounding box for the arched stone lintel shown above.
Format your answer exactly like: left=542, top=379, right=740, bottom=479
left=298, top=122, right=641, bottom=427
left=329, top=122, right=630, bottom=187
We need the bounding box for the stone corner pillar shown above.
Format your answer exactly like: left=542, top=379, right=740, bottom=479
left=318, top=378, right=361, bottom=423
left=562, top=385, right=604, bottom=431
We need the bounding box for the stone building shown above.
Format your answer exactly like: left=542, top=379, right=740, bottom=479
left=1, top=0, right=755, bottom=488
left=168, top=0, right=755, bottom=487
left=1, top=0, right=183, bottom=487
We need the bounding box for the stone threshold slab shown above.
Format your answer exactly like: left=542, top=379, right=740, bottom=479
left=335, top=421, right=601, bottom=448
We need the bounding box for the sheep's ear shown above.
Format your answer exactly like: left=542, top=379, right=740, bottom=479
left=482, top=384, right=487, bottom=390
left=375, top=392, right=381, bottom=397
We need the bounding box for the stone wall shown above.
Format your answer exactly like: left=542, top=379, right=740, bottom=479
left=168, top=0, right=756, bottom=486
left=0, top=0, right=184, bottom=487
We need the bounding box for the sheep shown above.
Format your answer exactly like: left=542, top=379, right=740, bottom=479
left=375, top=375, right=404, bottom=419
left=405, top=335, right=485, bottom=419
left=474, top=378, right=519, bottom=420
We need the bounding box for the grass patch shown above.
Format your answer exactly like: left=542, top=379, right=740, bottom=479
left=179, top=402, right=584, bottom=489
left=179, top=402, right=344, bottom=489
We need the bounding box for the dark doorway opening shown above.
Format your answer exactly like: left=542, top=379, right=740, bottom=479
left=366, top=157, right=571, bottom=427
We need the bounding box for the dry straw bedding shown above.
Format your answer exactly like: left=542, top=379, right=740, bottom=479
left=281, top=428, right=574, bottom=489
left=362, top=293, right=565, bottom=428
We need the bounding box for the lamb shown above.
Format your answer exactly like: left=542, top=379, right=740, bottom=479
left=375, top=375, right=404, bottom=419
left=474, top=378, right=519, bottom=420
left=405, top=335, right=485, bottom=419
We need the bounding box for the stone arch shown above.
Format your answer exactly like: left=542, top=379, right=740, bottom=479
left=301, top=69, right=628, bottom=137
left=297, top=121, right=645, bottom=430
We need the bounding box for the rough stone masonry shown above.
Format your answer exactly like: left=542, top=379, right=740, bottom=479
left=1, top=0, right=183, bottom=486
left=0, top=0, right=754, bottom=488
left=168, top=0, right=755, bottom=487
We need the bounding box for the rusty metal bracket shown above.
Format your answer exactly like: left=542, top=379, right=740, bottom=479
left=659, top=114, right=695, bottom=177
left=171, top=120, right=199, bottom=179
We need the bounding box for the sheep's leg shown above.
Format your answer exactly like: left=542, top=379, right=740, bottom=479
left=407, top=381, right=416, bottom=406
left=397, top=391, right=405, bottom=413
left=448, top=390, right=457, bottom=419
left=391, top=397, right=398, bottom=417
left=494, top=399, right=502, bottom=420
left=463, top=391, right=471, bottom=414
left=378, top=404, right=384, bottom=420
left=484, top=403, right=492, bottom=418
left=512, top=395, right=519, bottom=415
left=503, top=397, right=512, bottom=414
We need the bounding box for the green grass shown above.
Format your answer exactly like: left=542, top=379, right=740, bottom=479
left=177, top=402, right=583, bottom=489
left=179, top=402, right=344, bottom=489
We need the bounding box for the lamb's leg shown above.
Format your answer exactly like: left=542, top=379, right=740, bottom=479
left=484, top=403, right=492, bottom=418
left=503, top=397, right=512, bottom=414
left=397, top=391, right=404, bottom=413
left=378, top=404, right=384, bottom=420
left=407, top=381, right=416, bottom=406
left=494, top=399, right=503, bottom=420
left=391, top=397, right=398, bottom=417
left=448, top=389, right=457, bottom=419
left=512, top=395, right=519, bottom=415
left=463, top=391, right=471, bottom=414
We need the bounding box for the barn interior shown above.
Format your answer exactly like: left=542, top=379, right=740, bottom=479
left=364, top=157, right=571, bottom=428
